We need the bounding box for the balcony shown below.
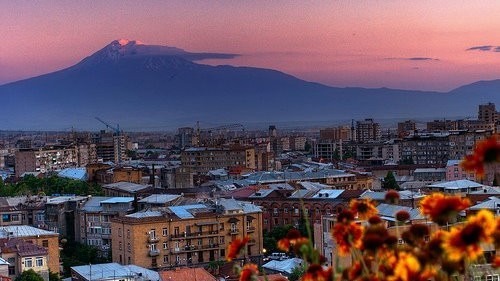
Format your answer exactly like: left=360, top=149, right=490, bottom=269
left=246, top=226, right=255, bottom=233
left=170, top=231, right=219, bottom=240
left=147, top=236, right=160, bottom=243
left=148, top=249, right=160, bottom=257
left=228, top=229, right=239, bottom=235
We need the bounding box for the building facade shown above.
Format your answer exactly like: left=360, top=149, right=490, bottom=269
left=110, top=199, right=263, bottom=269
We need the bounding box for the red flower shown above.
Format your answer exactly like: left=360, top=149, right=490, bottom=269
left=301, top=264, right=332, bottom=281
left=332, top=222, right=363, bottom=255
left=227, top=236, right=250, bottom=261
left=461, top=134, right=500, bottom=178
left=239, top=263, right=258, bottom=281
left=419, top=193, right=470, bottom=225
left=350, top=199, right=378, bottom=220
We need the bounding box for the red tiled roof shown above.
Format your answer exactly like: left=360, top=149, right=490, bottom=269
left=159, top=267, right=216, bottom=281
left=0, top=238, right=48, bottom=257
left=259, top=274, right=289, bottom=281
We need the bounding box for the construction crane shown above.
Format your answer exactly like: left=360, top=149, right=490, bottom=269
left=95, top=117, right=124, bottom=163
left=95, top=117, right=121, bottom=136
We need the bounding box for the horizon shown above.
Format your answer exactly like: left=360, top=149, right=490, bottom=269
left=3, top=2, right=500, bottom=91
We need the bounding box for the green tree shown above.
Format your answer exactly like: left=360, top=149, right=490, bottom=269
left=15, top=269, right=44, bottom=281
left=289, top=266, right=306, bottom=281
left=49, top=271, right=61, bottom=281
left=383, top=171, right=400, bottom=190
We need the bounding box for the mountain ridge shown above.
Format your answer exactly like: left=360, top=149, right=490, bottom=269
left=0, top=40, right=498, bottom=131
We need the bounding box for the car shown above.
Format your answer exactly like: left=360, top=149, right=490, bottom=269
left=269, top=252, right=287, bottom=260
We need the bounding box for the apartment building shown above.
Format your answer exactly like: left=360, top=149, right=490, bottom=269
left=356, top=119, right=381, bottom=142
left=400, top=133, right=450, bottom=165
left=15, top=144, right=96, bottom=178
left=0, top=238, right=50, bottom=281
left=78, top=197, right=134, bottom=256
left=110, top=198, right=263, bottom=269
left=0, top=226, right=60, bottom=275
left=44, top=196, right=89, bottom=240
left=0, top=196, right=46, bottom=228
left=181, top=146, right=256, bottom=174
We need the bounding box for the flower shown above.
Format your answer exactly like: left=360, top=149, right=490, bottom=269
left=419, top=193, right=470, bottom=225
left=332, top=221, right=363, bottom=255
left=395, top=210, right=410, bottom=222
left=387, top=252, right=421, bottom=281
left=302, top=264, right=332, bottom=281
left=461, top=134, right=500, bottom=178
left=385, top=190, right=400, bottom=204
left=443, top=210, right=496, bottom=261
left=239, top=263, right=258, bottom=281
left=227, top=236, right=250, bottom=261
left=350, top=199, right=378, bottom=220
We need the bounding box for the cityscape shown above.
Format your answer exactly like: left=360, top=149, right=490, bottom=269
left=1, top=2, right=500, bottom=281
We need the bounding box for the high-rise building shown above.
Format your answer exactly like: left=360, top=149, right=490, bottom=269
left=356, top=119, right=381, bottom=142
left=397, top=120, right=416, bottom=138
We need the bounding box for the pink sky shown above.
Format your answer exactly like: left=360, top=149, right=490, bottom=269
left=2, top=1, right=500, bottom=91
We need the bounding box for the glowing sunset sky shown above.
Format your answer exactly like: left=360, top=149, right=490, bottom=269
left=2, top=1, right=500, bottom=91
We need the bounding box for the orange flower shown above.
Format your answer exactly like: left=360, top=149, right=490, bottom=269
left=239, top=263, right=258, bottom=281
left=277, top=238, right=290, bottom=252
left=301, top=264, right=332, bottom=281
left=332, top=221, right=363, bottom=255
left=387, top=252, right=421, bottom=281
left=227, top=236, right=250, bottom=261
left=419, top=193, right=470, bottom=225
left=461, top=134, right=500, bottom=178
left=385, top=190, right=400, bottom=204
left=350, top=199, right=378, bottom=220
left=443, top=210, right=496, bottom=261
left=493, top=256, right=500, bottom=268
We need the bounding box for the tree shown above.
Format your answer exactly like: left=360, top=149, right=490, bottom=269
left=289, top=266, right=305, bottom=281
left=383, top=171, right=400, bottom=190
left=49, top=271, right=61, bottom=281
left=15, top=269, right=44, bottom=281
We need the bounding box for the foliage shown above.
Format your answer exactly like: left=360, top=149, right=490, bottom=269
left=0, top=175, right=103, bottom=197
left=383, top=171, right=400, bottom=190
left=60, top=240, right=110, bottom=277
left=231, top=135, right=500, bottom=281
left=289, top=265, right=306, bottom=281
left=49, top=271, right=61, bottom=281
left=15, top=269, right=44, bottom=281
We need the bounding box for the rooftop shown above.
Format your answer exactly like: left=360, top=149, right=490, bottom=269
left=57, top=167, right=87, bottom=180
left=72, top=263, right=159, bottom=281
left=0, top=225, right=57, bottom=238
left=138, top=194, right=181, bottom=204
left=159, top=267, right=215, bottom=281
left=428, top=179, right=484, bottom=190
left=102, top=182, right=150, bottom=193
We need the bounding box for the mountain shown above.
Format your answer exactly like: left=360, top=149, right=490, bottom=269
left=0, top=39, right=498, bottom=130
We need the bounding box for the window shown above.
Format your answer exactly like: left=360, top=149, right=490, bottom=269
left=36, top=257, right=43, bottom=267
left=127, top=243, right=131, bottom=252
left=150, top=244, right=157, bottom=251
left=174, top=227, right=179, bottom=236
left=118, top=228, right=122, bottom=237
left=150, top=229, right=156, bottom=239
left=219, top=223, right=224, bottom=231
left=246, top=221, right=252, bottom=230
left=219, top=236, right=224, bottom=244
left=220, top=249, right=225, bottom=257
left=126, top=229, right=130, bottom=238
left=264, top=219, right=268, bottom=225
left=163, top=255, right=168, bottom=263
left=24, top=258, right=33, bottom=268
left=162, top=228, right=168, bottom=236
left=163, top=242, right=168, bottom=249
left=42, top=240, right=49, bottom=248
left=8, top=266, right=15, bottom=275
left=197, top=239, right=202, bottom=246
left=119, top=242, right=122, bottom=250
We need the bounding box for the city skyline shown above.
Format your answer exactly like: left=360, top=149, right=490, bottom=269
left=2, top=1, right=500, bottom=91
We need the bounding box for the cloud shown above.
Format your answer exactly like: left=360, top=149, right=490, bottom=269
left=384, top=57, right=440, bottom=61
left=466, top=45, right=500, bottom=52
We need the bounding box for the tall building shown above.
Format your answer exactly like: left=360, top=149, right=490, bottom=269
left=110, top=198, right=263, bottom=269
left=356, top=119, right=381, bottom=142
left=397, top=120, right=416, bottom=138
left=181, top=146, right=256, bottom=174
left=92, top=131, right=127, bottom=163
left=478, top=103, right=497, bottom=124
left=175, top=127, right=196, bottom=149
left=319, top=126, right=351, bottom=141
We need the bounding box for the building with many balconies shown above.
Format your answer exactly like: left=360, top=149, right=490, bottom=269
left=110, top=198, right=263, bottom=270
